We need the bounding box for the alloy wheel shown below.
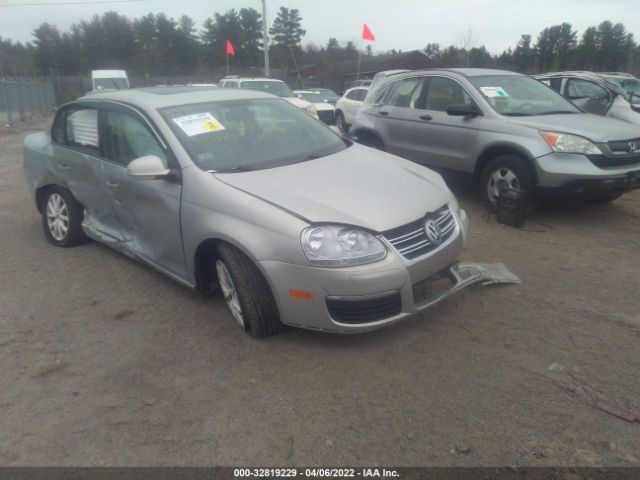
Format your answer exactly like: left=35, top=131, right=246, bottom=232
left=216, top=260, right=245, bottom=329
left=46, top=193, right=69, bottom=241
left=487, top=167, right=521, bottom=203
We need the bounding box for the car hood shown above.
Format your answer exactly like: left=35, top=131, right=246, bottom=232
left=313, top=102, right=335, bottom=111
left=507, top=113, right=640, bottom=142
left=214, top=145, right=453, bottom=232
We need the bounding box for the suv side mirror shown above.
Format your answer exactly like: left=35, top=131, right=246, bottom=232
left=127, top=155, right=171, bottom=180
left=447, top=103, right=481, bottom=117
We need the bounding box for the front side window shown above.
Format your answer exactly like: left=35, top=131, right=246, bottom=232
left=425, top=77, right=472, bottom=112
left=105, top=111, right=167, bottom=166
left=469, top=75, right=580, bottom=116
left=566, top=79, right=609, bottom=100
left=160, top=98, right=348, bottom=172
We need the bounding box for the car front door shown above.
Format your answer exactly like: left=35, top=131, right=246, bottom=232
left=50, top=101, right=112, bottom=235
left=564, top=78, right=612, bottom=115
left=412, top=75, right=481, bottom=170
left=101, top=102, right=187, bottom=280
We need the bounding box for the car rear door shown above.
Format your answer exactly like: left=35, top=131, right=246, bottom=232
left=101, top=101, right=187, bottom=280
left=374, top=76, right=430, bottom=161
left=50, top=101, right=111, bottom=234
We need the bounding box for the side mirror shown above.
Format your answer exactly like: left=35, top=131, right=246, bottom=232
left=446, top=103, right=481, bottom=117
left=127, top=155, right=171, bottom=180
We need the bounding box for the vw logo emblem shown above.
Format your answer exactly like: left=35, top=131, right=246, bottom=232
left=424, top=218, right=442, bottom=244
left=629, top=141, right=638, bottom=153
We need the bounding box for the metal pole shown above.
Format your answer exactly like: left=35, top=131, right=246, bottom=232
left=261, top=0, right=270, bottom=77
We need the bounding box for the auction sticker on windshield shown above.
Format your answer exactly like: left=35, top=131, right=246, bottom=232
left=173, top=113, right=225, bottom=136
left=480, top=86, right=509, bottom=98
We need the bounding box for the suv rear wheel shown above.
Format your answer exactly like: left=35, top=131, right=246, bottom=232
left=335, top=111, right=348, bottom=134
left=480, top=155, right=533, bottom=210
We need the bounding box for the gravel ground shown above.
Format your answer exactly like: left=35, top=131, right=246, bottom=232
left=1, top=116, right=639, bottom=467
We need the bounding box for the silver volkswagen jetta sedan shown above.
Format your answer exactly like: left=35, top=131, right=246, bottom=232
left=23, top=87, right=469, bottom=337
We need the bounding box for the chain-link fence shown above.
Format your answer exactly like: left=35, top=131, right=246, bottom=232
left=0, top=78, right=56, bottom=127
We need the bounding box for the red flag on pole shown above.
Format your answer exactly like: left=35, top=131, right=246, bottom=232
left=362, top=23, right=375, bottom=41
left=226, top=39, right=235, bottom=56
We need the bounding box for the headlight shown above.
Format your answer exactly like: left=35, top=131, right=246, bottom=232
left=301, top=225, right=386, bottom=267
left=540, top=131, right=602, bottom=155
left=304, top=103, right=318, bottom=117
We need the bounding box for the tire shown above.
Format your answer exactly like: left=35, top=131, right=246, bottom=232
left=480, top=155, right=534, bottom=211
left=335, top=111, right=349, bottom=134
left=216, top=244, right=283, bottom=338
left=41, top=186, right=88, bottom=247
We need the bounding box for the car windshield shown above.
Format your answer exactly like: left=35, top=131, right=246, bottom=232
left=240, top=80, right=294, bottom=97
left=94, top=78, right=129, bottom=90
left=296, top=92, right=323, bottom=103
left=469, top=75, right=580, bottom=116
left=601, top=76, right=640, bottom=104
left=159, top=98, right=347, bottom=172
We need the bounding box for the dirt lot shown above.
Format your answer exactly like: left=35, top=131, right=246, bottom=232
left=1, top=116, right=639, bottom=467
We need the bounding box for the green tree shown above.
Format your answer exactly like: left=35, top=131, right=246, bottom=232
left=512, top=34, right=534, bottom=72
left=32, top=23, right=63, bottom=74
left=133, top=13, right=157, bottom=75
left=269, top=7, right=305, bottom=69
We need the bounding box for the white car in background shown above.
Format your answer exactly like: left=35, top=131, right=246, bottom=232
left=294, top=90, right=336, bottom=125
left=335, top=86, right=369, bottom=133
left=219, top=77, right=318, bottom=118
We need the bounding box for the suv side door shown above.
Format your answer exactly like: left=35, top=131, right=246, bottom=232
left=50, top=101, right=111, bottom=234
left=563, top=77, right=612, bottom=115
left=101, top=101, right=187, bottom=279
left=374, top=76, right=429, bottom=161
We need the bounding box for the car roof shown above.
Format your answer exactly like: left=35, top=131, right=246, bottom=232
left=79, top=86, right=275, bottom=110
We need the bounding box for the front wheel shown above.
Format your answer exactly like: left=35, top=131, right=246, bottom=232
left=215, top=244, right=283, bottom=338
left=480, top=155, right=533, bottom=210
left=41, top=187, right=88, bottom=247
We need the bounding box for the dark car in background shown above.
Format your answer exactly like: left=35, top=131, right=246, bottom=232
left=533, top=71, right=640, bottom=127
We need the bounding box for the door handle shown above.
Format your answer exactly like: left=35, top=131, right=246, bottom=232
left=419, top=114, right=433, bottom=121
left=57, top=164, right=70, bottom=171
left=105, top=181, right=120, bottom=190
left=378, top=111, right=389, bottom=116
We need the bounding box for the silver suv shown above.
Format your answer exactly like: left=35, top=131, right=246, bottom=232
left=352, top=68, right=640, bottom=206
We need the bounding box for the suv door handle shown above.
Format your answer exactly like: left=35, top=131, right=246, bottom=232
left=419, top=114, right=433, bottom=121
left=105, top=181, right=119, bottom=190
left=57, top=164, right=70, bottom=171
left=378, top=110, right=389, bottom=116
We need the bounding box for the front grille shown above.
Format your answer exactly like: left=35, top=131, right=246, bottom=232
left=608, top=138, right=640, bottom=152
left=317, top=110, right=335, bottom=125
left=326, top=292, right=402, bottom=324
left=589, top=154, right=640, bottom=168
left=383, top=205, right=456, bottom=260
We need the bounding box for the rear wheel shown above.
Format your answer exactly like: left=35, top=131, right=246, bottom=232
left=335, top=111, right=348, bottom=134
left=41, top=187, right=88, bottom=247
left=480, top=155, right=533, bottom=210
left=215, top=244, right=283, bottom=338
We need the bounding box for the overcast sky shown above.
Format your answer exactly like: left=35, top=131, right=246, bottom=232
left=1, top=0, right=639, bottom=53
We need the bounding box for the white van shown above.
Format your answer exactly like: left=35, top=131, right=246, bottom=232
left=91, top=70, right=130, bottom=92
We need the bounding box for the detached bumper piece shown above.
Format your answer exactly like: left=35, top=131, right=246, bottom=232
left=326, top=291, right=402, bottom=324
left=413, top=262, right=521, bottom=310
